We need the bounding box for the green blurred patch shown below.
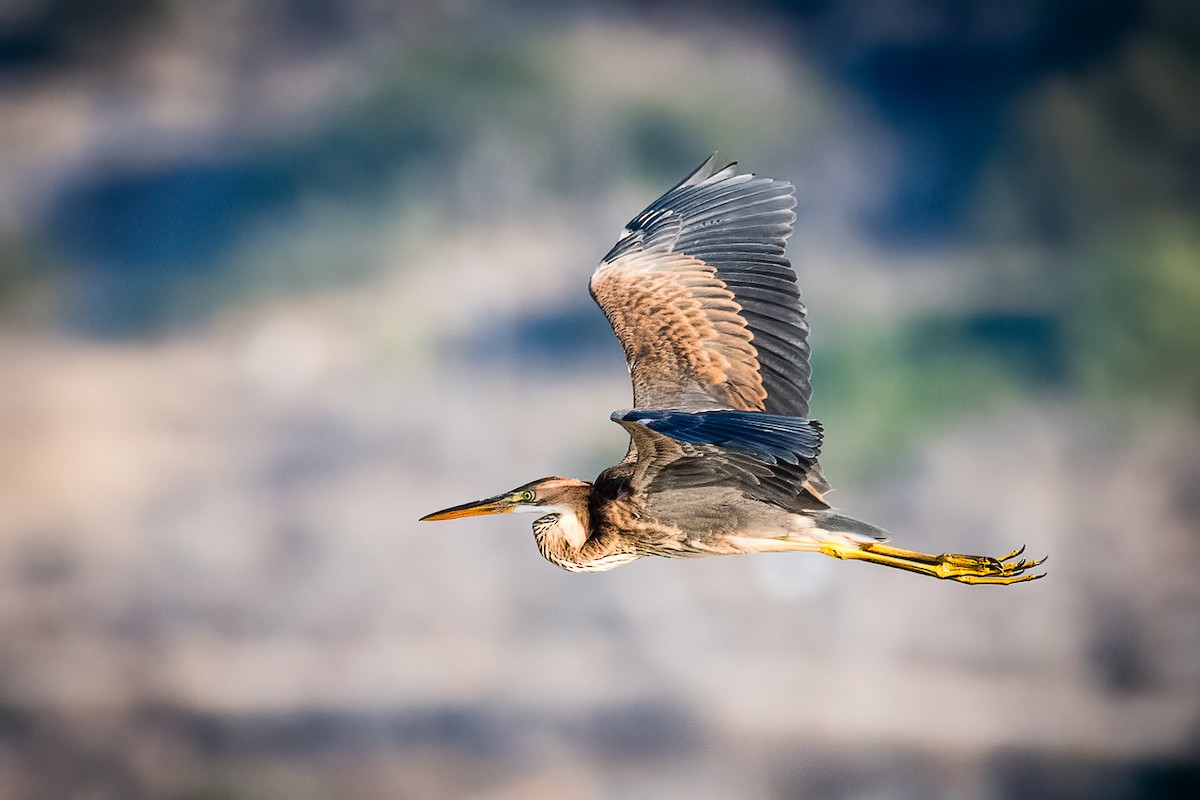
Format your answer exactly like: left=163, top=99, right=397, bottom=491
left=1071, top=216, right=1200, bottom=415
left=974, top=7, right=1200, bottom=422
left=812, top=321, right=1023, bottom=484
left=175, top=772, right=324, bottom=800
left=630, top=107, right=709, bottom=177
left=0, top=232, right=57, bottom=325
left=0, top=232, right=42, bottom=300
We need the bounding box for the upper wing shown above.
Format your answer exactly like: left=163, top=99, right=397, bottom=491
left=611, top=409, right=830, bottom=513
left=591, top=155, right=812, bottom=416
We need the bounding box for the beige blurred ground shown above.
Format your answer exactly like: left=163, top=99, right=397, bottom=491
left=1, top=2, right=1198, bottom=799
left=3, top=270, right=1199, bottom=798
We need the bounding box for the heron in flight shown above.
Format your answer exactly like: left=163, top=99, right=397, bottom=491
left=422, top=157, right=1043, bottom=584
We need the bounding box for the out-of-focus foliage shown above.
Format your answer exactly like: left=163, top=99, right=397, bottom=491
left=1074, top=219, right=1200, bottom=412
left=977, top=0, right=1200, bottom=414
left=813, top=323, right=1021, bottom=482
left=37, top=21, right=844, bottom=336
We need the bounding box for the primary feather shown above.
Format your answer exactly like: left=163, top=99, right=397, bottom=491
left=590, top=155, right=812, bottom=416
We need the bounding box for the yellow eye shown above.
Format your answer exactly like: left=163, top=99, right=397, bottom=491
left=521, top=490, right=535, bottom=502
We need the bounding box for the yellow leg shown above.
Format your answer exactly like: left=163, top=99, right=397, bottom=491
left=818, top=540, right=1045, bottom=585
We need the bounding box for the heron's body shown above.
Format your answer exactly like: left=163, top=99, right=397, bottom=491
left=422, top=157, right=1043, bottom=585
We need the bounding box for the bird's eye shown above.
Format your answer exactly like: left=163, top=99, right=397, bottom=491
left=521, top=490, right=536, bottom=502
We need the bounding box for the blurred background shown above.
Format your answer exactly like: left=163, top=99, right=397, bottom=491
left=1, top=1, right=1198, bottom=798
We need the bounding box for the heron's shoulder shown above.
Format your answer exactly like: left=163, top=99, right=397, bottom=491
left=593, top=461, right=634, bottom=498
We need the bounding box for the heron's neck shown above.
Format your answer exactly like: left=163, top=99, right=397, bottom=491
left=533, top=485, right=591, bottom=547
left=531, top=485, right=599, bottom=568
left=530, top=483, right=641, bottom=572
left=540, top=507, right=588, bottom=550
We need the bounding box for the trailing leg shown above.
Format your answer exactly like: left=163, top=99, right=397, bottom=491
left=818, top=540, right=1045, bottom=585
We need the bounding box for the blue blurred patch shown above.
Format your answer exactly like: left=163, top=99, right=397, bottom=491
left=453, top=300, right=617, bottom=365
left=915, top=312, right=1066, bottom=385
left=836, top=0, right=1142, bottom=242
left=51, top=159, right=295, bottom=272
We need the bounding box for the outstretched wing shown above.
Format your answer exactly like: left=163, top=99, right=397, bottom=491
left=611, top=409, right=830, bottom=513
left=591, top=155, right=812, bottom=416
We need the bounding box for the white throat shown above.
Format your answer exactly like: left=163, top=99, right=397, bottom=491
left=523, top=504, right=588, bottom=550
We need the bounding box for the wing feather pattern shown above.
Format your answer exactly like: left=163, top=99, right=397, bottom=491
left=611, top=409, right=830, bottom=513
left=591, top=155, right=812, bottom=416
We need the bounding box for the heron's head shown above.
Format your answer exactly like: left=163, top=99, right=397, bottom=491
left=419, top=477, right=590, bottom=522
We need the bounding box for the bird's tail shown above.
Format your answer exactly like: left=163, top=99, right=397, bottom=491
left=810, top=511, right=891, bottom=543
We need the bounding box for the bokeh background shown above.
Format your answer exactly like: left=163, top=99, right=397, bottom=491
left=1, top=1, right=1198, bottom=798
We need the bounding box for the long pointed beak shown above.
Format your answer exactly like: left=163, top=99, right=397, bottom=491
left=419, top=493, right=517, bottom=521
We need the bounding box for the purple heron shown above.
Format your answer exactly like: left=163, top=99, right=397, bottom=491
left=421, top=156, right=1044, bottom=584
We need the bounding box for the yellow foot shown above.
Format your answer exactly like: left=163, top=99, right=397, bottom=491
left=819, top=541, right=1046, bottom=585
